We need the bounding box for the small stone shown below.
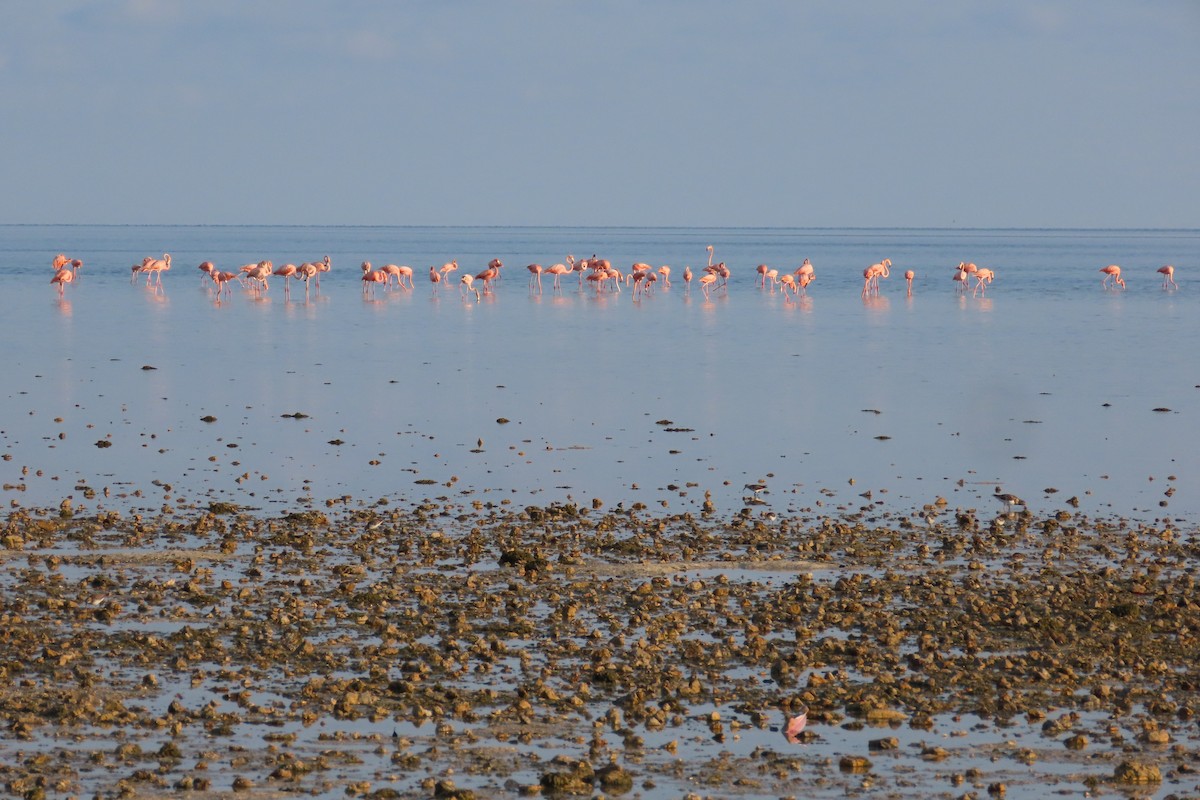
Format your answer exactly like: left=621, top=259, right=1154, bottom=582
left=838, top=755, right=872, bottom=773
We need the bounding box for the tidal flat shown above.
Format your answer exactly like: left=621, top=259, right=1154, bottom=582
left=0, top=487, right=1197, bottom=799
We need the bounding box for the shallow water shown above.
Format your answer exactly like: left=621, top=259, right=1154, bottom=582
left=3, top=225, right=1198, bottom=523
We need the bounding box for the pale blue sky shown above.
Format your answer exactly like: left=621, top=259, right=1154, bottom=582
left=2, top=1, right=1196, bottom=227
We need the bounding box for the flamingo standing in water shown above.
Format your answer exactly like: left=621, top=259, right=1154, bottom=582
left=51, top=255, right=83, bottom=281
left=796, top=259, right=815, bottom=295
left=778, top=273, right=797, bottom=301
left=972, top=268, right=994, bottom=297
left=699, top=272, right=718, bottom=299
left=861, top=258, right=891, bottom=297
left=362, top=266, right=387, bottom=297
left=198, top=261, right=216, bottom=285
left=429, top=266, right=442, bottom=294
left=952, top=263, right=969, bottom=293
left=1099, top=264, right=1125, bottom=290
left=904, top=269, right=915, bottom=296
left=682, top=266, right=693, bottom=291
left=212, top=270, right=237, bottom=297
left=380, top=264, right=414, bottom=290
left=657, top=265, right=671, bottom=287
left=526, top=263, right=543, bottom=293
left=755, top=264, right=769, bottom=288
left=273, top=263, right=298, bottom=298
left=460, top=273, right=480, bottom=301
left=1158, top=265, right=1178, bottom=290
left=297, top=262, right=320, bottom=296
left=545, top=262, right=571, bottom=290
left=475, top=265, right=499, bottom=294
left=140, top=254, right=172, bottom=289
left=50, top=267, right=74, bottom=296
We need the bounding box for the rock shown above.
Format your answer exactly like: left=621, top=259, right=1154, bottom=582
left=838, top=755, right=872, bottom=773
left=1113, top=760, right=1161, bottom=784
left=596, top=763, right=633, bottom=793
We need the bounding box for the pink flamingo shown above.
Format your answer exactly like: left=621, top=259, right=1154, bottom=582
left=273, top=263, right=298, bottom=298
left=526, top=263, right=543, bottom=293
left=460, top=273, right=480, bottom=301
left=212, top=270, right=237, bottom=297
left=475, top=266, right=499, bottom=294
left=1099, top=264, right=1125, bottom=290
left=972, top=268, right=994, bottom=297
left=429, top=266, right=442, bottom=294
left=545, top=262, right=571, bottom=290
left=755, top=264, right=769, bottom=288
left=861, top=258, right=891, bottom=297
left=382, top=264, right=415, bottom=290
left=50, top=267, right=74, bottom=296
left=140, top=254, right=172, bottom=289
left=362, top=267, right=387, bottom=297
left=1158, top=265, right=1178, bottom=290
left=699, top=272, right=718, bottom=299
left=904, top=269, right=915, bottom=296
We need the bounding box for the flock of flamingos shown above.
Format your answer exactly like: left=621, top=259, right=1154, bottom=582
left=46, top=247, right=1181, bottom=300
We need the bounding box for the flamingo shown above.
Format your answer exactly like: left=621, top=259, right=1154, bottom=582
left=362, top=267, right=387, bottom=297
left=904, top=269, right=915, bottom=296
left=706, top=245, right=715, bottom=268
left=526, top=263, right=543, bottom=293
left=52, top=255, right=83, bottom=281
left=795, top=260, right=815, bottom=295
left=545, top=262, right=571, bottom=290
left=50, top=267, right=74, bottom=296
left=1099, top=264, right=1125, bottom=290
left=699, top=272, right=718, bottom=299
left=297, top=262, right=320, bottom=296
left=682, top=266, right=693, bottom=291
left=379, top=264, right=413, bottom=290
left=572, top=255, right=590, bottom=287
left=766, top=268, right=779, bottom=291
left=488, top=258, right=504, bottom=281
left=952, top=264, right=968, bottom=293
left=1158, top=265, right=1178, bottom=290
left=798, top=269, right=815, bottom=296
left=972, top=268, right=994, bottom=297
left=475, top=266, right=499, bottom=294
left=429, top=266, right=442, bottom=294
left=755, top=264, right=769, bottom=288
left=140, top=254, right=172, bottom=288
left=198, top=261, right=216, bottom=285
left=460, top=273, right=480, bottom=301
left=244, top=261, right=272, bottom=294
left=778, top=273, right=797, bottom=301
left=273, top=263, right=298, bottom=298
left=657, top=265, right=671, bottom=287
left=212, top=270, right=237, bottom=297
left=861, top=258, right=891, bottom=297
left=302, top=255, right=331, bottom=290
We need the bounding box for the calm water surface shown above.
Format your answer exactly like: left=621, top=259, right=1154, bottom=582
left=3, top=225, right=1197, bottom=523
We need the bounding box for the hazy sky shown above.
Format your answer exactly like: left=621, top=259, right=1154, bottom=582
left=2, top=1, right=1196, bottom=227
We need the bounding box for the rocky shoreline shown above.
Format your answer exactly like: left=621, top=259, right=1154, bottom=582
left=0, top=493, right=1197, bottom=799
